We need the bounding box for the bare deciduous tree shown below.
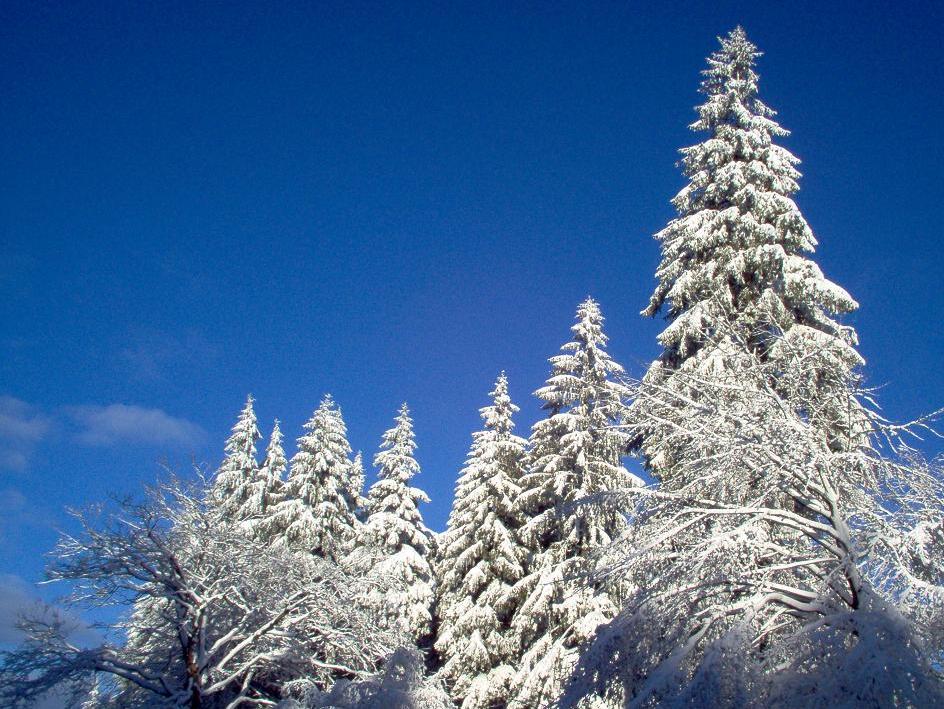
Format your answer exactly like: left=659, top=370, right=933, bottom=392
left=0, top=476, right=402, bottom=709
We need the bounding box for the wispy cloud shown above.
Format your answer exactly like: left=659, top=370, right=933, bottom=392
left=0, top=574, right=100, bottom=646
left=0, top=573, right=47, bottom=644
left=1, top=396, right=206, bottom=466
left=0, top=487, right=54, bottom=549
left=118, top=327, right=218, bottom=381
left=66, top=404, right=206, bottom=448
left=0, top=396, right=52, bottom=471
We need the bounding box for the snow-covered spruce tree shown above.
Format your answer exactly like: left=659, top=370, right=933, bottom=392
left=269, top=395, right=359, bottom=562
left=563, top=330, right=944, bottom=707
left=509, top=298, right=640, bottom=708
left=634, top=26, right=865, bottom=481
left=358, top=404, right=436, bottom=644
left=239, top=418, right=287, bottom=536
left=210, top=394, right=262, bottom=519
left=435, top=372, right=528, bottom=708
left=563, top=30, right=944, bottom=707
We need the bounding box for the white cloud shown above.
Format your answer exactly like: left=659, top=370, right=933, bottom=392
left=0, top=396, right=52, bottom=471
left=0, top=396, right=206, bottom=463
left=67, top=404, right=206, bottom=448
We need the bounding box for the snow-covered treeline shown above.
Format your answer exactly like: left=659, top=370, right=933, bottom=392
left=2, top=26, right=942, bottom=709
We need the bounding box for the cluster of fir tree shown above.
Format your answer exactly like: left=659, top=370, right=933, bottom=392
left=210, top=293, right=638, bottom=709
left=434, top=297, right=640, bottom=709
left=210, top=395, right=436, bottom=645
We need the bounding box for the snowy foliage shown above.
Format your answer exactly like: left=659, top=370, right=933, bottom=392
left=635, top=27, right=866, bottom=481
left=509, top=298, right=641, bottom=708
left=211, top=395, right=262, bottom=519
left=357, top=404, right=436, bottom=644
left=435, top=373, right=528, bottom=708
left=269, top=396, right=359, bottom=562
left=349, top=451, right=367, bottom=520
left=281, top=648, right=451, bottom=709
left=0, top=477, right=402, bottom=708
left=564, top=331, right=944, bottom=707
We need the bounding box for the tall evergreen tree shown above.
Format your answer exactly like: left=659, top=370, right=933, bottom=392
left=509, top=298, right=640, bottom=708
left=269, top=395, right=358, bottom=562
left=634, top=27, right=865, bottom=480
left=557, top=29, right=944, bottom=708
left=435, top=373, right=529, bottom=708
left=211, top=394, right=262, bottom=519
left=360, top=404, right=436, bottom=643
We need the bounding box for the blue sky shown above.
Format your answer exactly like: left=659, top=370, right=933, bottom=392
left=2, top=1, right=943, bottom=611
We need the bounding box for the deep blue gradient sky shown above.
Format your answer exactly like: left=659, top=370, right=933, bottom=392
left=2, top=2, right=943, bottom=600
